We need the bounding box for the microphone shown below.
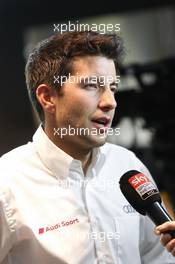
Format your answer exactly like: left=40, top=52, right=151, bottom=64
left=119, top=170, right=175, bottom=238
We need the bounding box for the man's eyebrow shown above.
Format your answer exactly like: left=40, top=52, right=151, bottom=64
left=110, top=81, right=118, bottom=87
left=79, top=76, right=98, bottom=83
left=79, top=76, right=119, bottom=86
left=84, top=76, right=97, bottom=81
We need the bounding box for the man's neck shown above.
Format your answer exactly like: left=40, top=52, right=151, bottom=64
left=44, top=125, right=93, bottom=176
left=81, top=151, right=92, bottom=175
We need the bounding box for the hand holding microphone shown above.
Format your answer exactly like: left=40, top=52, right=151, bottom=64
left=155, top=221, right=175, bottom=257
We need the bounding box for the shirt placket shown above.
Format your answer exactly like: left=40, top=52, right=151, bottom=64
left=83, top=169, right=114, bottom=264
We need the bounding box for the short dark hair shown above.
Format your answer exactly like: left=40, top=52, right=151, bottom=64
left=25, top=30, right=124, bottom=121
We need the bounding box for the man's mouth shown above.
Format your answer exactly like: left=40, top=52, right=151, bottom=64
left=91, top=117, right=111, bottom=129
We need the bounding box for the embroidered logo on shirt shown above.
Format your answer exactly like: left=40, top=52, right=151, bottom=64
left=38, top=218, right=79, bottom=235
left=123, top=204, right=136, bottom=214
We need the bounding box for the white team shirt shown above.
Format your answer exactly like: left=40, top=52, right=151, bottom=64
left=0, top=126, right=174, bottom=264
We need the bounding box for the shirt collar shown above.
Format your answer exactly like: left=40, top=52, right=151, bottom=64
left=32, top=125, right=100, bottom=180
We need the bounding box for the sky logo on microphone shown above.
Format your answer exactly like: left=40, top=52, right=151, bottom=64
left=128, top=173, right=159, bottom=200
left=129, top=173, right=148, bottom=188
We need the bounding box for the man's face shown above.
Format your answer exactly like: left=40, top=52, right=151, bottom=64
left=53, top=55, right=117, bottom=150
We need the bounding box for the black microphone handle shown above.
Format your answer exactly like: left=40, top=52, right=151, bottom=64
left=146, top=201, right=175, bottom=238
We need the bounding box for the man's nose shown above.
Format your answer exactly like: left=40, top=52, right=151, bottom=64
left=98, top=88, right=117, bottom=111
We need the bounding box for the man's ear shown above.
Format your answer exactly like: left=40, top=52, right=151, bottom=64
left=36, top=84, right=56, bottom=114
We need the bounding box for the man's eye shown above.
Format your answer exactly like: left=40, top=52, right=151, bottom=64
left=110, top=86, right=118, bottom=93
left=84, top=83, right=98, bottom=89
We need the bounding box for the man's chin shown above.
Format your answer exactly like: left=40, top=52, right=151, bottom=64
left=89, top=134, right=107, bottom=147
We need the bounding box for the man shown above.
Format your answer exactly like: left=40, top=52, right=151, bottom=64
left=0, top=30, right=174, bottom=263
left=155, top=221, right=175, bottom=257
